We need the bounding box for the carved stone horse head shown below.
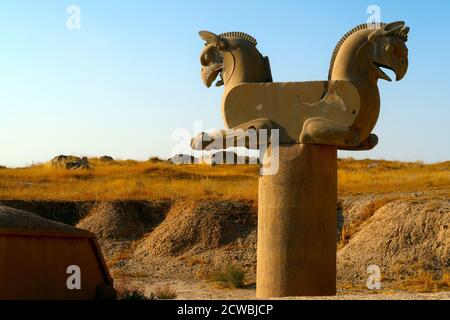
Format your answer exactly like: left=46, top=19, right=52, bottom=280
left=330, top=21, right=409, bottom=83
left=199, top=31, right=272, bottom=90
left=329, top=21, right=410, bottom=142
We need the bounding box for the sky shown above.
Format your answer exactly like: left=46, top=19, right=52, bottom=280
left=0, top=0, right=449, bottom=167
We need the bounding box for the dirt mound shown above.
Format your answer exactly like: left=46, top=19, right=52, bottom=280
left=134, top=200, right=256, bottom=257
left=338, top=195, right=396, bottom=244
left=77, top=201, right=170, bottom=240
left=337, top=198, right=450, bottom=282
left=18, top=194, right=440, bottom=288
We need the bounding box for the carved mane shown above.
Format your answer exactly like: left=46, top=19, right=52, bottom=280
left=219, top=31, right=258, bottom=47
left=328, top=23, right=409, bottom=80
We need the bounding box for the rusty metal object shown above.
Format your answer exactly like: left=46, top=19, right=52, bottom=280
left=0, top=206, right=115, bottom=300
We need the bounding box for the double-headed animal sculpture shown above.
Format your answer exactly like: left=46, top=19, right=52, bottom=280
left=192, top=22, right=409, bottom=151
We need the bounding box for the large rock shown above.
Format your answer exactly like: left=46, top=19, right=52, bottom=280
left=211, top=151, right=238, bottom=165
left=237, top=156, right=259, bottom=165
left=201, top=151, right=258, bottom=166
left=98, top=156, right=114, bottom=163
left=168, top=154, right=198, bottom=165
left=50, top=155, right=89, bottom=170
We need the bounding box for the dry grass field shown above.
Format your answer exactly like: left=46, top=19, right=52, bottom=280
left=0, top=158, right=448, bottom=201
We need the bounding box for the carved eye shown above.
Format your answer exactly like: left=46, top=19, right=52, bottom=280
left=200, top=53, right=208, bottom=66
left=384, top=43, right=395, bottom=54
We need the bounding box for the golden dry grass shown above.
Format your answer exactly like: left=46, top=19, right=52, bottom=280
left=338, top=159, right=450, bottom=195
left=152, top=284, right=178, bottom=300
left=396, top=272, right=450, bottom=293
left=0, top=158, right=448, bottom=201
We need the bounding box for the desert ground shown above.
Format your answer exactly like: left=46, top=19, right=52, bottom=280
left=0, top=156, right=449, bottom=299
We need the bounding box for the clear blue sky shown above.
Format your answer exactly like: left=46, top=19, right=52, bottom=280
left=0, top=0, right=449, bottom=167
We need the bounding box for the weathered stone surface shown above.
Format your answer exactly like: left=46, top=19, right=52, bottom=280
left=98, top=156, right=114, bottom=163
left=194, top=22, right=409, bottom=151
left=50, top=155, right=89, bottom=170
left=168, top=154, right=198, bottom=165
left=257, top=144, right=337, bottom=297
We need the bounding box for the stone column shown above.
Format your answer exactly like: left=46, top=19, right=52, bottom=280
left=256, top=144, right=337, bottom=298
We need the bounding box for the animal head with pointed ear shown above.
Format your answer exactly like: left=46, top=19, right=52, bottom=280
left=367, top=21, right=410, bottom=81
left=199, top=31, right=229, bottom=88
left=199, top=30, right=269, bottom=88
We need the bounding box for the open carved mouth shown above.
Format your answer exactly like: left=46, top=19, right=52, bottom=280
left=373, top=62, right=396, bottom=82
left=212, top=68, right=224, bottom=87
left=202, top=64, right=223, bottom=87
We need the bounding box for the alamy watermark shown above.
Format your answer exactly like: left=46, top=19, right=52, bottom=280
left=66, top=265, right=81, bottom=290
left=67, top=5, right=81, bottom=31
left=367, top=264, right=382, bottom=290
left=367, top=5, right=382, bottom=29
